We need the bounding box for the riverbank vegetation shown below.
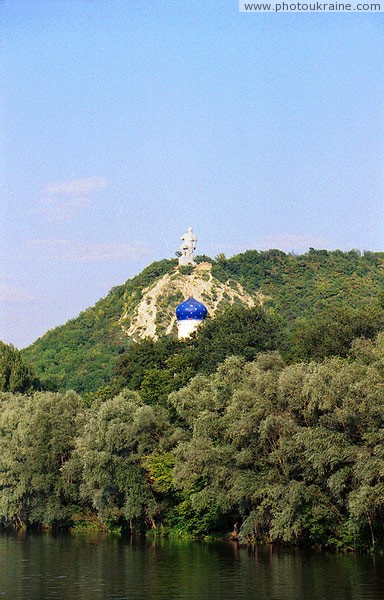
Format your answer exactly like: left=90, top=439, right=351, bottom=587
left=1, top=331, right=384, bottom=550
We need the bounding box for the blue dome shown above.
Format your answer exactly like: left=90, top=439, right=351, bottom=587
left=176, top=297, right=208, bottom=321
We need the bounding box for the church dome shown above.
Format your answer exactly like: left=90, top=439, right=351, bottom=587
left=176, top=297, right=208, bottom=321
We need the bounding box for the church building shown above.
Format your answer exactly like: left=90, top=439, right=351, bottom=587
left=175, top=227, right=208, bottom=339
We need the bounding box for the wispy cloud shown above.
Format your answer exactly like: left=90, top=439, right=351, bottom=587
left=38, top=176, right=108, bottom=222
left=43, top=177, right=107, bottom=196
left=0, top=284, right=35, bottom=303
left=29, top=239, right=150, bottom=263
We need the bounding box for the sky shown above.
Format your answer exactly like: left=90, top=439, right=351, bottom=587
left=1, top=0, right=383, bottom=349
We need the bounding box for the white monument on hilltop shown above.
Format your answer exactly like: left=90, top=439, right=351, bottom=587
left=178, top=226, right=197, bottom=266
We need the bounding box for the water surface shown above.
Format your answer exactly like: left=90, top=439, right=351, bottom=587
left=0, top=532, right=383, bottom=599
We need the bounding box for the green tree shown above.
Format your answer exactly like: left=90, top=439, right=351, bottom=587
left=76, top=390, right=174, bottom=531
left=167, top=334, right=384, bottom=548
left=0, top=390, right=82, bottom=528
left=191, top=304, right=283, bottom=374
left=290, top=304, right=384, bottom=361
left=114, top=337, right=182, bottom=391
left=0, top=342, right=40, bottom=393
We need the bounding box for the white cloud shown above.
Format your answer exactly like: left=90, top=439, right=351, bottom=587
left=43, top=177, right=107, bottom=196
left=0, top=284, right=35, bottom=303
left=29, top=239, right=150, bottom=263
left=38, top=177, right=108, bottom=222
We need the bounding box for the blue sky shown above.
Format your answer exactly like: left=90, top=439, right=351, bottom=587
left=1, top=0, right=383, bottom=348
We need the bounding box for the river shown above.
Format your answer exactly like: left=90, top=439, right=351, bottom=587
left=1, top=532, right=383, bottom=599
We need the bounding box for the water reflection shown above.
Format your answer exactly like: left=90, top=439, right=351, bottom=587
left=0, top=532, right=383, bottom=599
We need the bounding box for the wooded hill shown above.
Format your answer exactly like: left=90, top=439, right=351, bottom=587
left=21, top=249, right=384, bottom=393
left=2, top=248, right=384, bottom=549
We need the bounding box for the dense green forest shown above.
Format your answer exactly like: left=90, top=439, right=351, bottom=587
left=1, top=334, right=384, bottom=549
left=1, top=249, right=384, bottom=550
left=22, top=249, right=384, bottom=392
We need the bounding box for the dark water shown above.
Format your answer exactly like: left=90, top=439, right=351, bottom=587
left=1, top=533, right=384, bottom=600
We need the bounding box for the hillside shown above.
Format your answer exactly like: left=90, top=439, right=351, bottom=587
left=122, top=261, right=260, bottom=340
left=22, top=258, right=259, bottom=392
left=22, top=249, right=384, bottom=393
left=22, top=259, right=176, bottom=392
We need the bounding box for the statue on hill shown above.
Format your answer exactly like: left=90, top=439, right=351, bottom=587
left=178, top=227, right=197, bottom=266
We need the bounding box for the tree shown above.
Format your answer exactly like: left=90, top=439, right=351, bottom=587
left=76, top=390, right=174, bottom=531
left=290, top=304, right=384, bottom=361
left=191, top=305, right=283, bottom=374
left=168, top=335, right=384, bottom=548
left=0, top=342, right=40, bottom=393
left=0, top=390, right=82, bottom=528
left=114, top=337, right=182, bottom=391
